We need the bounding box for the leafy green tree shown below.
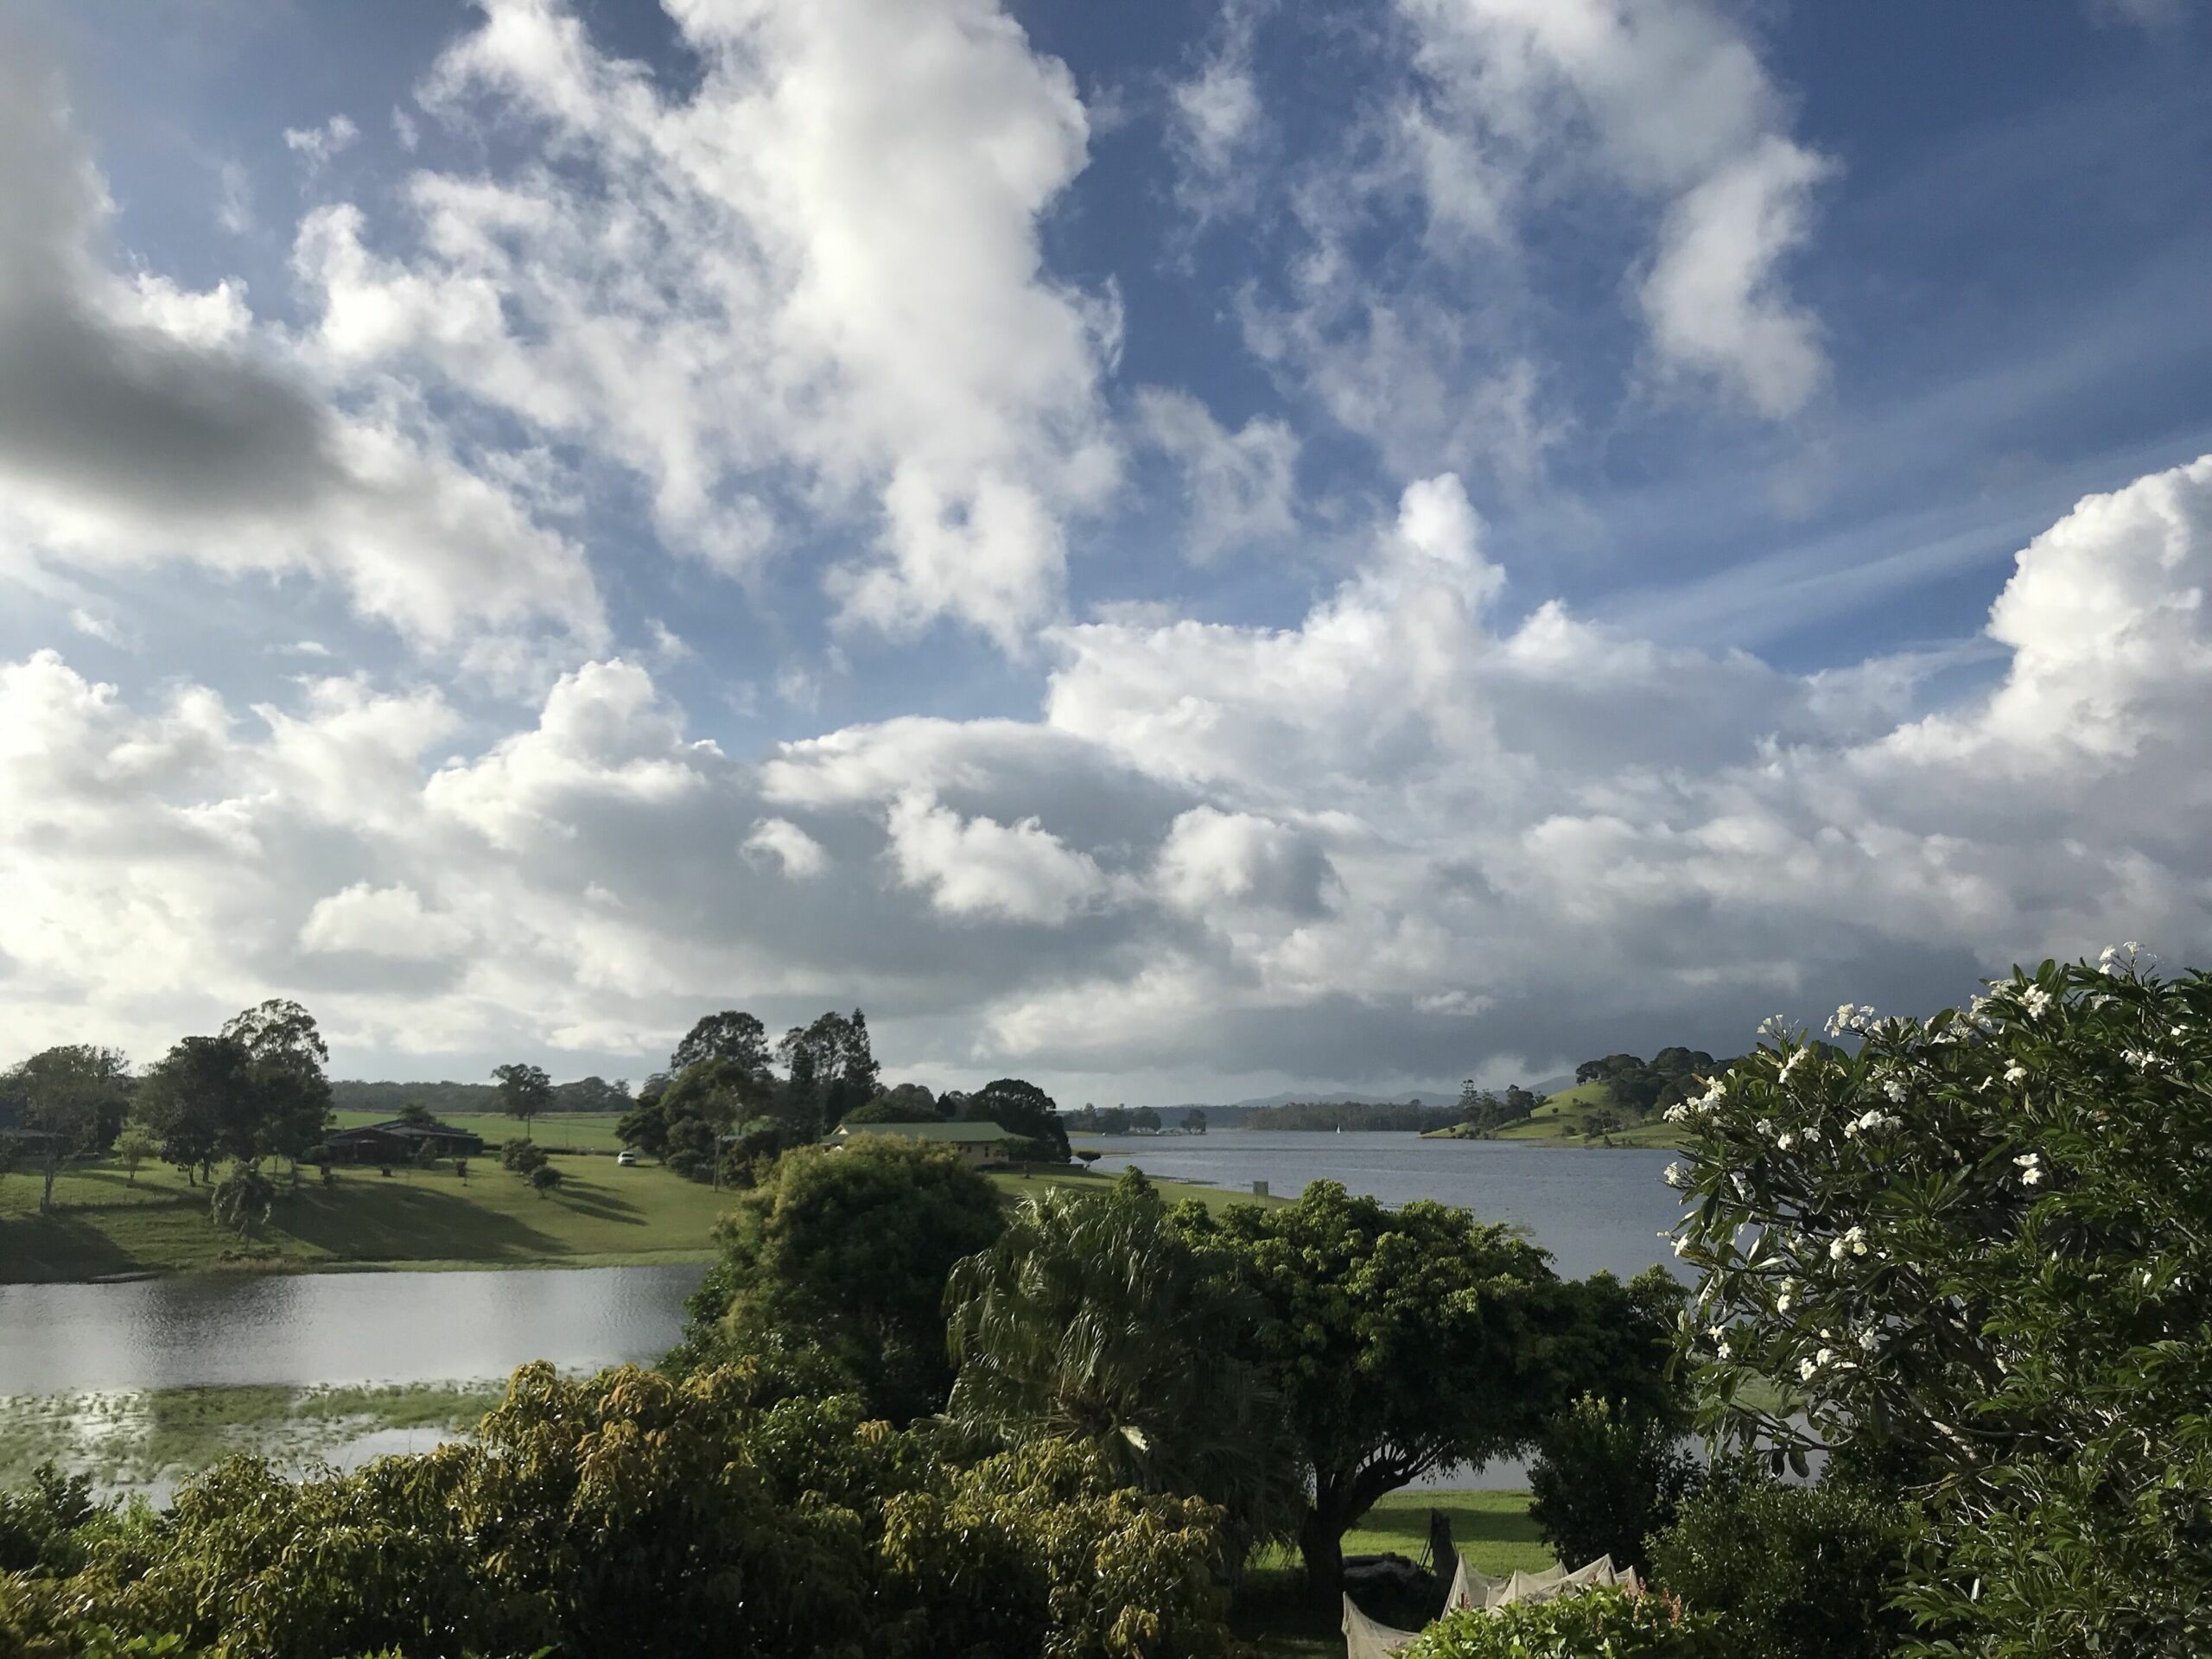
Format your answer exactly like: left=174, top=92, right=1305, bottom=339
left=137, top=1036, right=256, bottom=1184
left=1526, top=1394, right=1699, bottom=1574
left=492, top=1062, right=552, bottom=1140
left=221, top=1000, right=332, bottom=1162
left=615, top=1071, right=673, bottom=1157
left=499, top=1138, right=549, bottom=1177
left=2, top=1045, right=132, bottom=1210
left=551, top=1074, right=632, bottom=1112
left=677, top=1135, right=1006, bottom=1421
left=948, top=1077, right=1070, bottom=1159
left=1648, top=1464, right=1913, bottom=1659
left=529, top=1164, right=563, bottom=1198
left=0, top=1359, right=1231, bottom=1659
left=656, top=1057, right=772, bottom=1184
left=1180, top=1108, right=1207, bottom=1134
left=1180, top=1182, right=1682, bottom=1602
left=112, top=1124, right=158, bottom=1186
left=209, top=1164, right=276, bottom=1239
left=946, top=1184, right=1301, bottom=1560
left=1129, top=1105, right=1161, bottom=1132
left=775, top=1009, right=880, bottom=1143
left=669, top=1009, right=772, bottom=1074
left=396, top=1102, right=435, bottom=1128
left=1674, top=955, right=2212, bottom=1651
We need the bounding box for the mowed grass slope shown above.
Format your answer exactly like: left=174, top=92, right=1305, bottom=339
left=328, top=1109, right=631, bottom=1153
left=0, top=1155, right=730, bottom=1283
left=1489, top=1081, right=1682, bottom=1148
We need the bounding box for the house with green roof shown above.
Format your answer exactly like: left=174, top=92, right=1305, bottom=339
left=823, top=1120, right=1011, bottom=1167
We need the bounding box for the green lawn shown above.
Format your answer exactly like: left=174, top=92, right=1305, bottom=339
left=1471, top=1081, right=1683, bottom=1148
left=328, top=1109, right=631, bottom=1154
left=0, top=1155, right=731, bottom=1283
left=988, top=1166, right=1283, bottom=1214
left=1236, top=1489, right=1548, bottom=1656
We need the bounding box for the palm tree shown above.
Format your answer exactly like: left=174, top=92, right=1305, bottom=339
left=945, top=1181, right=1301, bottom=1561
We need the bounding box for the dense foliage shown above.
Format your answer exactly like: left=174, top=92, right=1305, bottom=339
left=1527, top=1394, right=1699, bottom=1574
left=1647, top=1466, right=1913, bottom=1659
left=1577, top=1048, right=1741, bottom=1119
left=1178, top=1181, right=1684, bottom=1598
left=329, top=1076, right=632, bottom=1116
left=946, top=1180, right=1300, bottom=1557
left=675, top=1135, right=1007, bottom=1421
left=943, top=1077, right=1073, bottom=1159
left=0, top=1361, right=1231, bottom=1659
left=1672, top=953, right=2212, bottom=1654
left=1399, top=1589, right=1718, bottom=1659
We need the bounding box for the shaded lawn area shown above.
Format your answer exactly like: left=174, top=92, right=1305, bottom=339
left=1236, top=1489, right=1548, bottom=1657
left=988, top=1167, right=1284, bottom=1214
left=0, top=1156, right=729, bottom=1283
left=328, top=1110, right=631, bottom=1154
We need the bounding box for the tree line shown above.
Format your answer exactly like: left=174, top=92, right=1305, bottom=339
left=611, top=1008, right=1078, bottom=1182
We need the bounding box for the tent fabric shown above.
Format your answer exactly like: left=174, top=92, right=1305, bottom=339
left=1344, top=1555, right=1643, bottom=1656
left=1484, top=1554, right=1640, bottom=1609
left=1444, top=1558, right=1497, bottom=1612
left=1342, top=1595, right=1420, bottom=1659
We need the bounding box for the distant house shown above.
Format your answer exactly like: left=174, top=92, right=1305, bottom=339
left=322, top=1118, right=486, bottom=1164
left=823, top=1120, right=1012, bottom=1168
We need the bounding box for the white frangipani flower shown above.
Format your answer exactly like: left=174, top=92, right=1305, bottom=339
left=2020, top=985, right=2054, bottom=1020
left=2004, top=1063, right=2027, bottom=1085
left=1663, top=1162, right=1686, bottom=1187
left=2016, top=1153, right=2044, bottom=1186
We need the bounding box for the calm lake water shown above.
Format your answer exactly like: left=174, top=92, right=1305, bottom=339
left=0, top=1263, right=708, bottom=1396
left=1084, top=1131, right=1684, bottom=1283
left=0, top=1136, right=1678, bottom=1400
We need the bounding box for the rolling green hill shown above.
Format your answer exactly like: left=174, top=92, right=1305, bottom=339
left=1428, top=1078, right=1685, bottom=1148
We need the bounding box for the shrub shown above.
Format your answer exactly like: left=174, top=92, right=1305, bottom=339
left=528, top=1164, right=563, bottom=1198
left=674, top=1137, right=1006, bottom=1421
left=499, top=1138, right=547, bottom=1176
left=1646, top=1468, right=1913, bottom=1659
left=1670, top=956, right=2212, bottom=1649
left=1399, top=1588, right=1718, bottom=1658
left=1527, top=1394, right=1700, bottom=1573
left=0, top=1464, right=99, bottom=1577
left=0, top=1362, right=1233, bottom=1659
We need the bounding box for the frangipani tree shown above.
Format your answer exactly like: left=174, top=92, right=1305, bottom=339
left=1671, top=950, right=2212, bottom=1655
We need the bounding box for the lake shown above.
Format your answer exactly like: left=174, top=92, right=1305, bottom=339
left=0, top=1263, right=709, bottom=1396
left=1084, top=1131, right=1684, bottom=1282
left=0, top=1137, right=1679, bottom=1398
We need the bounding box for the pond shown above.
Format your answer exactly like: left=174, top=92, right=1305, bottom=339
left=1083, top=1132, right=1685, bottom=1283
left=0, top=1263, right=709, bottom=1396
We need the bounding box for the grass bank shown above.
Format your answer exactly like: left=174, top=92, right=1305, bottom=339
left=988, top=1166, right=1282, bottom=1214
left=0, top=1155, right=730, bottom=1284
left=1421, top=1081, right=1684, bottom=1149
left=328, top=1109, right=631, bottom=1154
left=2, top=1152, right=1268, bottom=1283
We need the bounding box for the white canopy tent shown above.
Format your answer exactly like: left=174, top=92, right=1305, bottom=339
left=1341, top=1554, right=1641, bottom=1656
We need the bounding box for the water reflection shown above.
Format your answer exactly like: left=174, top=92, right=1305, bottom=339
left=1081, top=1132, right=1686, bottom=1282
left=0, top=1264, right=707, bottom=1395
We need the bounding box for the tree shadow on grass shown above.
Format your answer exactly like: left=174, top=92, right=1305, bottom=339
left=274, top=1180, right=567, bottom=1264
left=0, top=1210, right=145, bottom=1281
left=539, top=1179, right=649, bottom=1226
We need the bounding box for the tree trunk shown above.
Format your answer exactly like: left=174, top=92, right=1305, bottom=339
left=1299, top=1504, right=1349, bottom=1611
left=40, top=1145, right=58, bottom=1212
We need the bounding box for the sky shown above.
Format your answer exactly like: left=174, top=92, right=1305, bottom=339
left=1, top=0, right=2209, bottom=1105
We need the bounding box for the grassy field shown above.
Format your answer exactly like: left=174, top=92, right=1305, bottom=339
left=0, top=1154, right=732, bottom=1283
left=988, top=1166, right=1283, bottom=1214
left=1237, top=1489, right=1547, bottom=1656
left=0, top=1149, right=1265, bottom=1283
left=329, top=1109, right=631, bottom=1154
